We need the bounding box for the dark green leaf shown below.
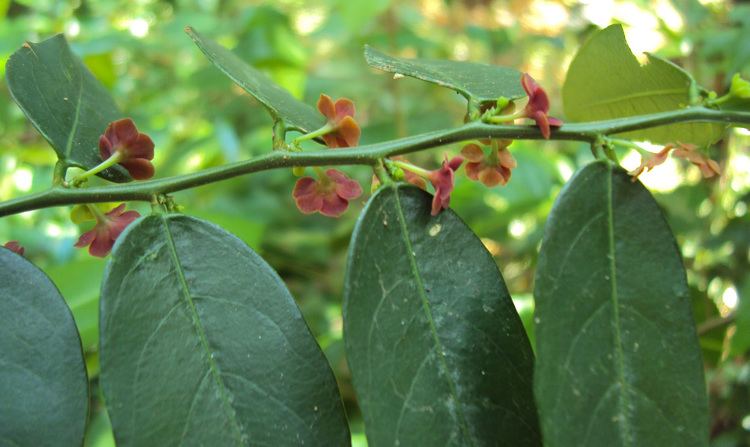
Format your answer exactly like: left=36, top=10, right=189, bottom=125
left=534, top=161, right=708, bottom=446
left=563, top=24, right=723, bottom=145
left=344, top=184, right=540, bottom=446
left=5, top=34, right=130, bottom=181
left=0, top=248, right=88, bottom=446
left=185, top=27, right=325, bottom=133
left=365, top=46, right=526, bottom=108
left=100, top=214, right=349, bottom=446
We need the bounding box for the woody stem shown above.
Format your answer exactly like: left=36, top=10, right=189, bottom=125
left=2, top=106, right=750, bottom=216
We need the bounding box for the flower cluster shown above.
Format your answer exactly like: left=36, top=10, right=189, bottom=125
left=629, top=142, right=720, bottom=181
left=291, top=95, right=363, bottom=217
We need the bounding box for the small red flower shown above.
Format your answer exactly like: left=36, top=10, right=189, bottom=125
left=99, top=118, right=155, bottom=180
left=317, top=94, right=361, bottom=148
left=75, top=204, right=140, bottom=257
left=427, top=156, right=464, bottom=216
left=293, top=169, right=363, bottom=217
left=462, top=140, right=517, bottom=187
left=628, top=145, right=673, bottom=181
left=3, top=241, right=24, bottom=256
left=521, top=73, right=563, bottom=139
left=671, top=143, right=721, bottom=178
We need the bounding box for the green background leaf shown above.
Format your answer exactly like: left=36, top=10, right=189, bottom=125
left=5, top=34, right=130, bottom=181
left=562, top=24, right=723, bottom=145
left=344, top=184, right=540, bottom=446
left=186, top=27, right=325, bottom=133
left=533, top=161, right=708, bottom=446
left=0, top=247, right=88, bottom=446
left=365, top=46, right=526, bottom=108
left=99, top=214, right=350, bottom=446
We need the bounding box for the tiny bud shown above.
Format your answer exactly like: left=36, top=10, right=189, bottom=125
left=292, top=166, right=306, bottom=177
left=730, top=73, right=750, bottom=99
left=495, top=96, right=510, bottom=111
left=392, top=166, right=405, bottom=181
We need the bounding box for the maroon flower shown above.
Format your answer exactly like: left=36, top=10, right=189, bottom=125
left=99, top=118, right=155, bottom=180
left=521, top=73, right=563, bottom=139
left=317, top=94, right=361, bottom=148
left=75, top=204, right=140, bottom=257
left=427, top=156, right=464, bottom=216
left=462, top=140, right=516, bottom=187
left=293, top=169, right=363, bottom=217
left=3, top=241, right=24, bottom=256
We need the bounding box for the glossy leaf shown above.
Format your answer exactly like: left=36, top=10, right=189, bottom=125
left=365, top=46, right=526, bottom=108
left=186, top=27, right=325, bottom=133
left=100, top=214, right=349, bottom=446
left=563, top=24, right=723, bottom=145
left=534, top=161, right=708, bottom=446
left=5, top=34, right=130, bottom=181
left=0, top=247, right=88, bottom=446
left=344, top=184, right=540, bottom=446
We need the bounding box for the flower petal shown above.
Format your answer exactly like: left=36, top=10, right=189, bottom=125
left=293, top=177, right=318, bottom=199
left=74, top=228, right=97, bottom=248
left=460, top=143, right=484, bottom=162
left=533, top=111, right=551, bottom=139
left=127, top=134, right=155, bottom=160
left=337, top=116, right=361, bottom=147
left=320, top=194, right=349, bottom=217
left=88, top=228, right=114, bottom=257
left=3, top=241, right=24, bottom=255
left=293, top=177, right=324, bottom=214
left=99, top=135, right=114, bottom=159
left=110, top=118, right=139, bottom=145
left=334, top=98, right=356, bottom=121
left=465, top=162, right=482, bottom=180
left=478, top=167, right=505, bottom=187
left=317, top=94, right=336, bottom=121
left=120, top=159, right=155, bottom=180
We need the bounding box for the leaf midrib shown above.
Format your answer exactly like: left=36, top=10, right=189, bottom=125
left=606, top=164, right=634, bottom=446
left=391, top=186, right=473, bottom=445
left=161, top=215, right=246, bottom=445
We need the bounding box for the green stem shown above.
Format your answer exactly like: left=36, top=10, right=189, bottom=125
left=484, top=109, right=526, bottom=124
left=52, top=160, right=68, bottom=186
left=390, top=160, right=432, bottom=178
left=292, top=122, right=335, bottom=144
left=70, top=152, right=123, bottom=186
left=373, top=160, right=392, bottom=185
left=2, top=106, right=750, bottom=217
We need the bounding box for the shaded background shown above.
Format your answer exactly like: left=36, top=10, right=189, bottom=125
left=1, top=0, right=749, bottom=445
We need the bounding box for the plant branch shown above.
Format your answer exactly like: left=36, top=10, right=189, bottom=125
left=2, top=106, right=749, bottom=217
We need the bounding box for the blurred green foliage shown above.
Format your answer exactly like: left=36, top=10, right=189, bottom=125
left=1, top=0, right=750, bottom=444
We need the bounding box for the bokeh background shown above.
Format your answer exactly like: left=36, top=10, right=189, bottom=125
left=1, top=0, right=749, bottom=445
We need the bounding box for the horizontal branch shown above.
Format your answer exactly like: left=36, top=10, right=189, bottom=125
left=1, top=106, right=749, bottom=217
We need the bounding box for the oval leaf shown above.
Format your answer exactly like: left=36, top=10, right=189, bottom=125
left=0, top=247, right=88, bottom=446
left=563, top=24, right=723, bottom=145
left=365, top=46, right=526, bottom=108
left=100, top=214, right=350, bottom=446
left=533, top=161, right=708, bottom=446
left=5, top=34, right=130, bottom=181
left=186, top=27, right=325, bottom=133
left=344, top=184, right=540, bottom=446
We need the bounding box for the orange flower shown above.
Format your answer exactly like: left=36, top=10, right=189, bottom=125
left=628, top=145, right=673, bottom=181
left=293, top=169, right=363, bottom=217
left=520, top=73, right=563, bottom=139
left=672, top=143, right=721, bottom=178
left=317, top=94, right=361, bottom=148
left=462, top=140, right=517, bottom=187
left=99, top=118, right=155, bottom=180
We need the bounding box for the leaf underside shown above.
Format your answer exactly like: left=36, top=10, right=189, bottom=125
left=186, top=27, right=325, bottom=133
left=365, top=45, right=526, bottom=108
left=0, top=248, right=88, bottom=447
left=533, top=161, right=708, bottom=447
left=5, top=34, right=130, bottom=181
left=344, top=184, right=541, bottom=447
left=562, top=24, right=724, bottom=145
left=99, top=214, right=350, bottom=446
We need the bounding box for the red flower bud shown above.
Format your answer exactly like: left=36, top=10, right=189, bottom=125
left=521, top=73, right=563, bottom=139
left=427, top=156, right=463, bottom=215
